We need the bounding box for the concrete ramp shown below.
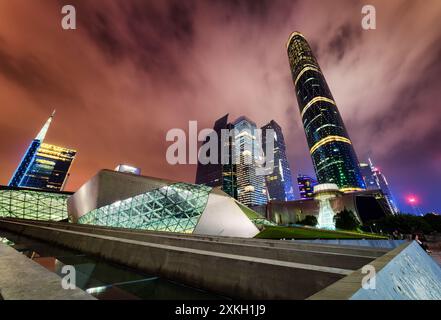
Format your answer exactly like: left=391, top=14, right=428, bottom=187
left=0, top=243, right=95, bottom=300
left=0, top=218, right=383, bottom=299
left=309, top=241, right=441, bottom=300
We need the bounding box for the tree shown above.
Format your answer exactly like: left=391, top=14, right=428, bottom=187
left=423, top=214, right=441, bottom=233
left=334, top=208, right=361, bottom=231
left=298, top=215, right=318, bottom=227
left=366, top=214, right=434, bottom=235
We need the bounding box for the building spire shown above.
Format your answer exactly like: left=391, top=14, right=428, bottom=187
left=35, top=110, right=55, bottom=142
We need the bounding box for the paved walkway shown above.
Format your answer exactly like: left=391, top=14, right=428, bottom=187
left=0, top=243, right=95, bottom=300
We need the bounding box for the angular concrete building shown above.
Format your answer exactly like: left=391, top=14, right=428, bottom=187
left=68, top=170, right=270, bottom=238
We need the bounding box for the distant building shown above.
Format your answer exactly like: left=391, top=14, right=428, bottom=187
left=297, top=174, right=318, bottom=199
left=370, top=160, right=399, bottom=214
left=360, top=159, right=399, bottom=214
left=196, top=116, right=298, bottom=207
left=359, top=162, right=377, bottom=190
left=195, top=114, right=236, bottom=198
left=115, top=164, right=141, bottom=175
left=9, top=111, right=76, bottom=191
left=263, top=188, right=393, bottom=228
left=261, top=120, right=295, bottom=201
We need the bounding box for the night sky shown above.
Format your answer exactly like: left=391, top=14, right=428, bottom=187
left=0, top=0, right=440, bottom=214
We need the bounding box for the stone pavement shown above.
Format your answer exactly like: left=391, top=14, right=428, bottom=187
left=0, top=243, right=95, bottom=300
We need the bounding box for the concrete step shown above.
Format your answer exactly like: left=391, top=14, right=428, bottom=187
left=1, top=219, right=382, bottom=270
left=0, top=218, right=356, bottom=299
left=3, top=218, right=389, bottom=257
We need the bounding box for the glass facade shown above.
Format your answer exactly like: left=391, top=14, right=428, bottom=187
left=370, top=160, right=399, bottom=214
left=0, top=186, right=70, bottom=221
left=360, top=162, right=378, bottom=190
left=17, top=143, right=76, bottom=191
left=261, top=120, right=295, bottom=201
left=196, top=114, right=237, bottom=198
left=78, top=183, right=212, bottom=233
left=287, top=32, right=366, bottom=192
left=233, top=117, right=268, bottom=207
left=8, top=139, right=41, bottom=187
left=9, top=111, right=76, bottom=192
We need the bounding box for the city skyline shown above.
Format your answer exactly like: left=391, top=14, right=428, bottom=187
left=0, top=1, right=440, bottom=213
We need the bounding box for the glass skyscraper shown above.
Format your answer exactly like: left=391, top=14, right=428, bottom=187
left=195, top=114, right=237, bottom=198
left=233, top=117, right=268, bottom=207
left=261, top=120, right=295, bottom=201
left=360, top=162, right=378, bottom=190
left=287, top=32, right=366, bottom=192
left=9, top=111, right=76, bottom=191
left=360, top=158, right=399, bottom=214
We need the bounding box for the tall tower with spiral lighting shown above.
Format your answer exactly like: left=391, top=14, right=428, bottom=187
left=287, top=32, right=365, bottom=192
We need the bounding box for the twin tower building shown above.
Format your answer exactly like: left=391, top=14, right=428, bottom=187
left=196, top=32, right=366, bottom=207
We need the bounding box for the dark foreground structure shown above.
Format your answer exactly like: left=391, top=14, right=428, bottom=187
left=1, top=218, right=441, bottom=299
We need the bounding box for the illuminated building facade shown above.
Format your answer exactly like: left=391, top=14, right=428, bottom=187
left=297, top=174, right=318, bottom=199
left=0, top=186, right=71, bottom=221
left=266, top=188, right=393, bottom=227
left=261, top=120, right=295, bottom=201
left=360, top=162, right=378, bottom=190
left=69, top=170, right=272, bottom=238
left=233, top=117, right=268, bottom=207
left=221, top=122, right=237, bottom=198
left=9, top=111, right=76, bottom=191
left=368, top=159, right=399, bottom=214
left=287, top=32, right=366, bottom=192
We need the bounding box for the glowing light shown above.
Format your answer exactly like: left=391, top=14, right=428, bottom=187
left=407, top=196, right=418, bottom=205
left=309, top=135, right=352, bottom=154
left=301, top=96, right=336, bottom=118
left=286, top=31, right=306, bottom=48
left=294, top=66, right=321, bottom=86
left=340, top=187, right=365, bottom=193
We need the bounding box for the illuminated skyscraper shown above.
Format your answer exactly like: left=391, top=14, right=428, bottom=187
left=287, top=32, right=366, bottom=192
left=359, top=162, right=377, bottom=190
left=297, top=174, right=318, bottom=200
left=233, top=117, right=268, bottom=207
left=261, top=120, right=295, bottom=201
left=367, top=159, right=399, bottom=214
left=9, top=111, right=76, bottom=191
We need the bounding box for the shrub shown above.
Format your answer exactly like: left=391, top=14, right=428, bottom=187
left=334, top=208, right=360, bottom=231
left=297, top=215, right=318, bottom=227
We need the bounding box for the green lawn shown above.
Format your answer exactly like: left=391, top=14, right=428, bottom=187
left=255, top=225, right=387, bottom=240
